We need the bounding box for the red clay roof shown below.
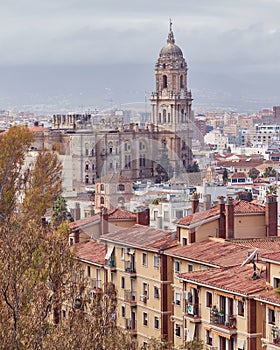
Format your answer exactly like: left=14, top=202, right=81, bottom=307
left=69, top=214, right=100, bottom=229
left=230, top=238, right=280, bottom=256
left=177, top=200, right=265, bottom=226
left=165, top=239, right=255, bottom=268
left=72, top=241, right=106, bottom=265
left=108, top=208, right=136, bottom=220
left=257, top=289, right=280, bottom=305
left=28, top=125, right=48, bottom=132
left=180, top=265, right=267, bottom=296
left=101, top=224, right=178, bottom=251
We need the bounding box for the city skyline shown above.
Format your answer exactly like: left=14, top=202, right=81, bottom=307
left=1, top=0, right=280, bottom=112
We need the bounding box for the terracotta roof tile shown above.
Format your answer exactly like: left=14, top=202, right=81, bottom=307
left=177, top=200, right=265, bottom=227
left=180, top=265, right=267, bottom=296
left=72, top=241, right=106, bottom=265
left=108, top=208, right=136, bottom=220
left=101, top=224, right=178, bottom=251
left=230, top=238, right=280, bottom=256
left=257, top=289, right=280, bottom=305
left=69, top=214, right=100, bottom=229
left=165, top=239, right=254, bottom=268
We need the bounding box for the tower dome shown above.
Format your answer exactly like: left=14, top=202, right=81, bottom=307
left=159, top=28, right=183, bottom=59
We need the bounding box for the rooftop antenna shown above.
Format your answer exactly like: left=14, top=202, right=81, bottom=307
left=241, top=249, right=261, bottom=280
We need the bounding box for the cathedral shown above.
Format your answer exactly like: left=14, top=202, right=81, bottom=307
left=44, top=22, right=194, bottom=195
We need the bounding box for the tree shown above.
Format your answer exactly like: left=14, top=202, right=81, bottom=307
left=248, top=167, right=260, bottom=180
left=222, top=168, right=228, bottom=184
left=0, top=126, right=33, bottom=218
left=22, top=150, right=63, bottom=220
left=0, top=126, right=135, bottom=350
left=52, top=195, right=73, bottom=227
left=264, top=166, right=276, bottom=178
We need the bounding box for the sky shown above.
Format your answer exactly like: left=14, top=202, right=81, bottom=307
left=0, top=0, right=280, bottom=112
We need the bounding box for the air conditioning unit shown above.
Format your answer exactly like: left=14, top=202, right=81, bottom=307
left=140, top=295, right=147, bottom=303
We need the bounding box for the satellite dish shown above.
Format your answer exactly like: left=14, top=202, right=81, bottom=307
left=241, top=249, right=258, bottom=267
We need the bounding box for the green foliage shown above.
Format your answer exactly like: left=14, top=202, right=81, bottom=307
left=186, top=161, right=200, bottom=173
left=248, top=167, right=260, bottom=180
left=52, top=195, right=73, bottom=227
left=264, top=166, right=276, bottom=178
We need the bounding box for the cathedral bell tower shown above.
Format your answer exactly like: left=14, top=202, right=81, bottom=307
left=150, top=21, right=193, bottom=169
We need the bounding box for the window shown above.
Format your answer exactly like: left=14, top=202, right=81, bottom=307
left=87, top=266, right=91, bottom=277
left=118, top=184, right=125, bottom=191
left=62, top=309, right=66, bottom=319
left=182, top=237, right=187, bottom=246
left=206, top=330, right=212, bottom=346
left=142, top=253, right=148, bottom=266
left=100, top=184, right=104, bottom=191
left=174, top=261, right=180, bottom=273
left=154, top=255, right=159, bottom=268
left=175, top=324, right=181, bottom=337
left=188, top=264, right=193, bottom=272
left=154, top=286, right=159, bottom=299
left=163, top=210, right=169, bottom=221
left=238, top=300, right=245, bottom=317
left=143, top=312, right=148, bottom=326
left=274, top=277, right=280, bottom=288
left=154, top=316, right=159, bottom=329
left=206, top=291, right=212, bottom=308
left=121, top=248, right=125, bottom=260
left=163, top=75, right=168, bottom=89
left=143, top=282, right=149, bottom=297
left=85, top=163, right=89, bottom=171
left=268, top=308, right=276, bottom=324
left=175, top=292, right=181, bottom=306
left=100, top=196, right=104, bottom=205
left=121, top=305, right=126, bottom=318
left=121, top=276, right=125, bottom=289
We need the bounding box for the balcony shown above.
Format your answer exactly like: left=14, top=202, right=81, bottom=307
left=124, top=290, right=137, bottom=305
left=105, top=259, right=116, bottom=271
left=124, top=261, right=136, bottom=276
left=89, top=278, right=102, bottom=289
left=125, top=318, right=137, bottom=333
left=185, top=303, right=201, bottom=323
left=210, top=308, right=237, bottom=335
left=270, top=325, right=280, bottom=346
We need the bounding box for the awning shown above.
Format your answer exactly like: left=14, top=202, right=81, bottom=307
left=186, top=323, right=195, bottom=341
left=105, top=244, right=115, bottom=260
left=211, top=329, right=231, bottom=339
left=237, top=339, right=245, bottom=349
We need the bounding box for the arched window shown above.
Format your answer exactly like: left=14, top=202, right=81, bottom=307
left=101, top=184, right=104, bottom=191
left=163, top=109, right=167, bottom=123
left=85, top=163, right=89, bottom=171
left=100, top=196, right=104, bottom=205
left=163, top=75, right=168, bottom=88
left=158, top=113, right=162, bottom=124
left=92, top=163, right=95, bottom=170
left=118, top=184, right=125, bottom=191
left=85, top=175, right=89, bottom=184
left=163, top=63, right=166, bottom=69
left=180, top=75, right=184, bottom=89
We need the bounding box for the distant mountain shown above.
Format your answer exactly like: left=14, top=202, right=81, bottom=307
left=0, top=64, right=278, bottom=113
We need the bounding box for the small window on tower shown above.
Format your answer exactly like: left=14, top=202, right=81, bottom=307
left=163, top=75, right=168, bottom=88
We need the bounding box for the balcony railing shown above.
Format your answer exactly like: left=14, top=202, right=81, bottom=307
left=185, top=303, right=201, bottom=318
left=124, top=261, right=136, bottom=273
left=125, top=318, right=137, bottom=332
left=89, top=278, right=102, bottom=289
left=105, top=259, right=116, bottom=270
left=270, top=325, right=280, bottom=346
left=210, top=308, right=236, bottom=328
left=124, top=290, right=137, bottom=303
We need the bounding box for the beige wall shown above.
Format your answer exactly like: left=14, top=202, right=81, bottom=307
left=234, top=214, right=266, bottom=239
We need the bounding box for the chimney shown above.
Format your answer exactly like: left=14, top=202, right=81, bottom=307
left=191, top=193, right=199, bottom=214
left=100, top=207, right=109, bottom=235
left=265, top=194, right=278, bottom=236
left=218, top=196, right=226, bottom=238
left=136, top=208, right=150, bottom=226
left=203, top=194, right=211, bottom=211
left=74, top=202, right=81, bottom=221
left=225, top=197, right=234, bottom=239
